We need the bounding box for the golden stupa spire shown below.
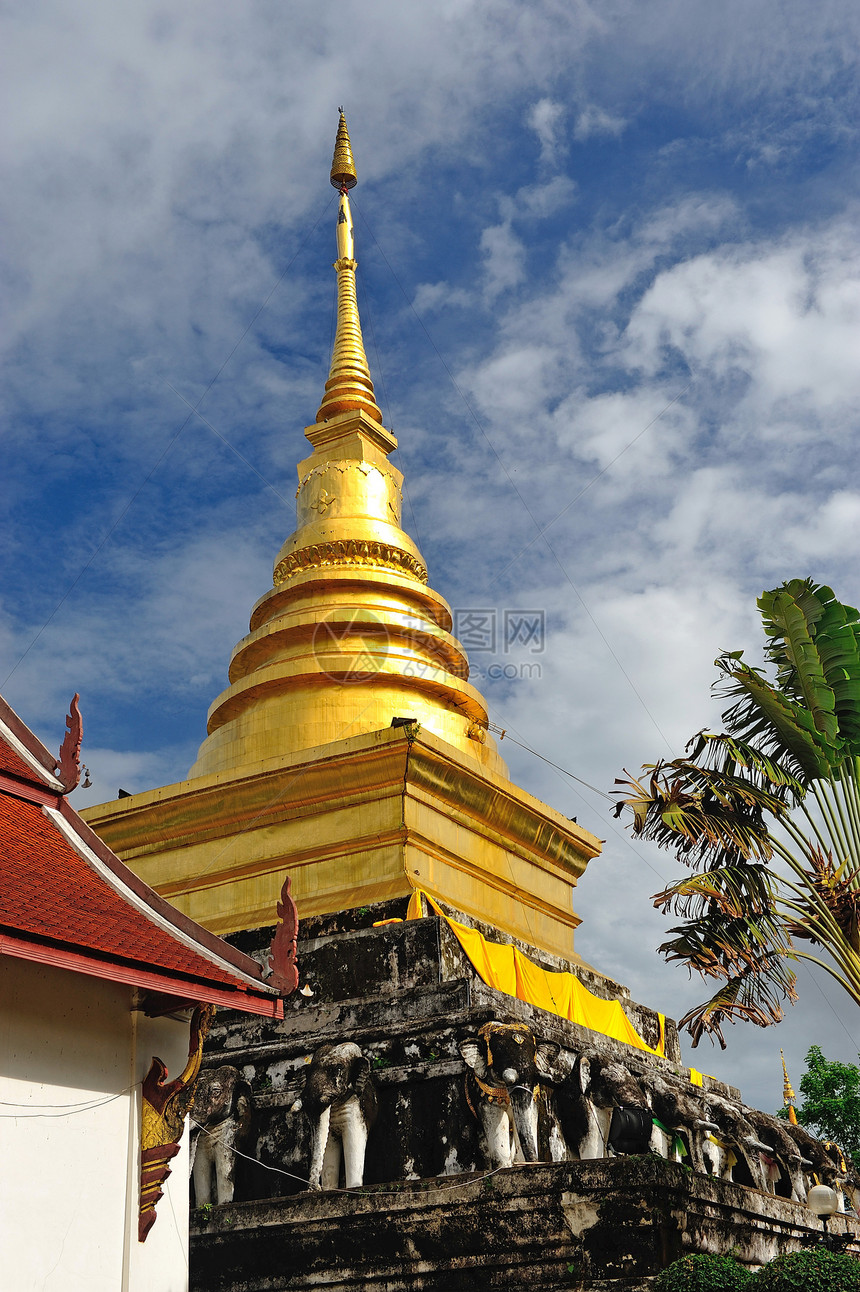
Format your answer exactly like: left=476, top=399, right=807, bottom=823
left=82, top=111, right=601, bottom=964
left=781, top=1050, right=798, bottom=1124
left=184, top=109, right=507, bottom=789
left=316, top=110, right=382, bottom=425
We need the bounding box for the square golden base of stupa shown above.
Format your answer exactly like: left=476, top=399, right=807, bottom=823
left=81, top=725, right=601, bottom=962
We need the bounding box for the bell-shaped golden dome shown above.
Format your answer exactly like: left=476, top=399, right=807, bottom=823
left=189, top=114, right=506, bottom=781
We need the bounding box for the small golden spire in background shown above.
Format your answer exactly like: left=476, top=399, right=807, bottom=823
left=781, top=1049, right=798, bottom=1124
left=330, top=108, right=357, bottom=191
left=317, top=109, right=382, bottom=425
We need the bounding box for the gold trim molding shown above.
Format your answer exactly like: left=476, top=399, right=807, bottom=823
left=274, top=539, right=428, bottom=586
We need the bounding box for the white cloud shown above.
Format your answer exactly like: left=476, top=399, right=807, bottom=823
left=527, top=97, right=567, bottom=164
left=479, top=221, right=527, bottom=300
left=500, top=175, right=577, bottom=222
left=625, top=222, right=860, bottom=415
left=573, top=104, right=626, bottom=140
left=413, top=281, right=472, bottom=314
left=72, top=746, right=191, bottom=811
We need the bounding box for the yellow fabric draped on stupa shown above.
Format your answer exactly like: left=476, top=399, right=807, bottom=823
left=406, top=890, right=665, bottom=1056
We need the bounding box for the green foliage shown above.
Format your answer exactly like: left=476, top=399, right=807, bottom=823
left=796, top=1044, right=860, bottom=1162
left=655, top=1249, right=860, bottom=1292
left=616, top=579, right=860, bottom=1045
left=654, top=1253, right=752, bottom=1291
left=752, top=1248, right=860, bottom=1290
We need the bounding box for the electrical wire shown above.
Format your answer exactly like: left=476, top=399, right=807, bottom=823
left=796, top=961, right=860, bottom=1052
left=485, top=709, right=670, bottom=883
left=0, top=1085, right=139, bottom=1116
left=496, top=732, right=614, bottom=801
left=190, top=1117, right=512, bottom=1198
left=165, top=384, right=294, bottom=507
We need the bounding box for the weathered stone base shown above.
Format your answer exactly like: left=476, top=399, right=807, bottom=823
left=202, top=902, right=688, bottom=1195
left=190, top=905, right=857, bottom=1290
left=190, top=1157, right=855, bottom=1291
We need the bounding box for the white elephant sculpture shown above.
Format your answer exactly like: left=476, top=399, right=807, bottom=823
left=785, top=1123, right=851, bottom=1209
left=459, top=1020, right=560, bottom=1169
left=747, top=1109, right=810, bottom=1202
left=294, top=1042, right=377, bottom=1191
left=190, top=1065, right=253, bottom=1206
left=647, top=1074, right=719, bottom=1170
left=557, top=1053, right=650, bottom=1160
left=704, top=1096, right=770, bottom=1191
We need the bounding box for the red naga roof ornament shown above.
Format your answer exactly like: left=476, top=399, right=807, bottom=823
left=54, top=693, right=86, bottom=793
left=267, top=874, right=300, bottom=995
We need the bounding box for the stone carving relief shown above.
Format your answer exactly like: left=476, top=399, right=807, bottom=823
left=647, top=1074, right=719, bottom=1171
left=190, top=1066, right=253, bottom=1206
left=206, top=1012, right=856, bottom=1210
left=293, top=1042, right=378, bottom=1190
left=459, top=1021, right=560, bottom=1169
left=785, top=1123, right=856, bottom=1209
left=703, top=1096, right=770, bottom=1192
left=557, top=1054, right=650, bottom=1161
left=747, top=1109, right=810, bottom=1202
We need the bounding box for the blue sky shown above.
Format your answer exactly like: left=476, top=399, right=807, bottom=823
left=4, top=0, right=860, bottom=1113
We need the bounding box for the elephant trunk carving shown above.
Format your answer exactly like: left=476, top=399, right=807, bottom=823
left=190, top=1065, right=253, bottom=1206
left=296, top=1042, right=377, bottom=1190
left=459, top=1021, right=559, bottom=1169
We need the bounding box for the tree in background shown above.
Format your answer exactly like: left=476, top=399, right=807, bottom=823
left=792, top=1044, right=860, bottom=1164
left=616, top=579, right=860, bottom=1047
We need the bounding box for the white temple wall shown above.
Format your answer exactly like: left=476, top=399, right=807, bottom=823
left=0, top=957, right=191, bottom=1292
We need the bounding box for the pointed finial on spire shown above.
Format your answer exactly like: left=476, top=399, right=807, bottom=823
left=781, top=1050, right=798, bottom=1124
left=316, top=112, right=382, bottom=425
left=330, top=108, right=357, bottom=191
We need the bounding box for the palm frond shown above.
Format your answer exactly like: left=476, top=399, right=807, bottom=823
left=812, top=586, right=860, bottom=755
left=716, top=655, right=838, bottom=782
left=677, top=955, right=798, bottom=1049
left=685, top=730, right=806, bottom=800
left=654, top=861, right=779, bottom=922
left=613, top=579, right=860, bottom=1044
left=615, top=761, right=787, bottom=869
left=758, top=581, right=839, bottom=742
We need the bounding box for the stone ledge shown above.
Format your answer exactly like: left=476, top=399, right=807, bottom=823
left=190, top=1157, right=858, bottom=1291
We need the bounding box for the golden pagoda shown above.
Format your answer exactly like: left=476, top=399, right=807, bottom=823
left=82, top=113, right=601, bottom=960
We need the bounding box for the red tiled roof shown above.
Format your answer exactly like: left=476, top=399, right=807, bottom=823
left=0, top=694, right=63, bottom=786
left=0, top=698, right=282, bottom=1017
left=0, top=795, right=252, bottom=988
left=0, top=738, right=46, bottom=783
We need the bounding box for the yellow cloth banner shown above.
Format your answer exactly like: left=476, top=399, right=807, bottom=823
left=406, top=890, right=665, bottom=1057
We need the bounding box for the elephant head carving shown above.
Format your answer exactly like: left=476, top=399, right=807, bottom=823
left=647, top=1073, right=720, bottom=1169
left=557, top=1053, right=650, bottom=1160
left=189, top=1065, right=253, bottom=1206
left=784, top=1123, right=852, bottom=1208
left=746, top=1109, right=809, bottom=1201
left=295, top=1042, right=378, bottom=1191
left=459, top=1021, right=559, bottom=1167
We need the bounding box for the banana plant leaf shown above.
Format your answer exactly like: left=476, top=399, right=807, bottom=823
left=615, top=578, right=860, bottom=1045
